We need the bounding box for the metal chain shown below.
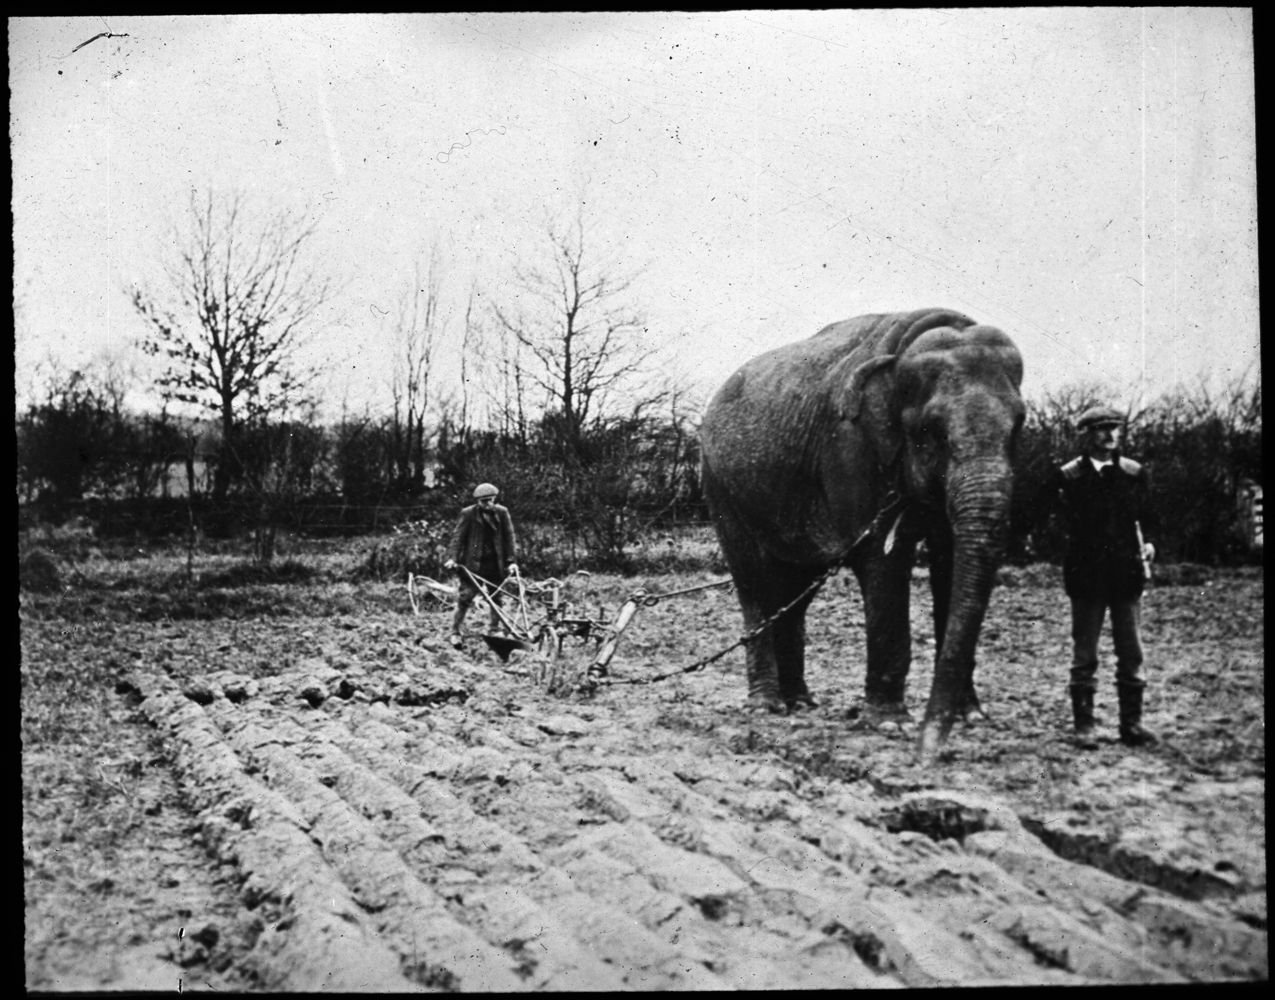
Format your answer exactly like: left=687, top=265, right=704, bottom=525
left=595, top=560, right=845, bottom=687
left=593, top=491, right=910, bottom=689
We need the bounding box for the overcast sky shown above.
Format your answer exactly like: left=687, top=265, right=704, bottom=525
left=11, top=11, right=1258, bottom=420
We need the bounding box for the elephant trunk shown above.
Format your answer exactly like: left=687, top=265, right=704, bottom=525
left=918, top=459, right=1013, bottom=758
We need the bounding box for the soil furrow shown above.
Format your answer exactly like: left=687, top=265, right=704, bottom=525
left=280, top=710, right=630, bottom=991
left=293, top=702, right=706, bottom=987
left=127, top=673, right=424, bottom=992
left=204, top=704, right=530, bottom=993
left=545, top=719, right=1177, bottom=985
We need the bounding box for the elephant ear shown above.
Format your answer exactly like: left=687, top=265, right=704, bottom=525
left=843, top=354, right=902, bottom=468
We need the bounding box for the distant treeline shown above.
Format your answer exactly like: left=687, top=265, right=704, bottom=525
left=15, top=365, right=703, bottom=568
left=16, top=368, right=1262, bottom=568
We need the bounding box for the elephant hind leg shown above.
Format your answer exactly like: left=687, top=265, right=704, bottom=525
left=745, top=563, right=822, bottom=711
left=724, top=571, right=784, bottom=711
left=707, top=508, right=786, bottom=711
left=771, top=588, right=820, bottom=709
left=710, top=500, right=822, bottom=712
left=739, top=598, right=784, bottom=711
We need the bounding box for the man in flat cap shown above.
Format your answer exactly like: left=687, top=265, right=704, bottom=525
left=1033, top=405, right=1159, bottom=747
left=444, top=483, right=519, bottom=649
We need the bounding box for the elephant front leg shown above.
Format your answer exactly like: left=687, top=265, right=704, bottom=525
left=855, top=546, right=915, bottom=719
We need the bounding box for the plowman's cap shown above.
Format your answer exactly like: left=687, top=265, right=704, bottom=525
left=473, top=483, right=499, bottom=499
left=1076, top=405, right=1124, bottom=430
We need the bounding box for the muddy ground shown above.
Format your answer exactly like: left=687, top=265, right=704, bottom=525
left=23, top=558, right=1265, bottom=989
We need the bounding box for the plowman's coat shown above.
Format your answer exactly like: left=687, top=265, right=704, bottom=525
left=448, top=503, right=518, bottom=577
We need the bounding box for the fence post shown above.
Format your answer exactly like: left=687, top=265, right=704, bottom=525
left=1237, top=479, right=1263, bottom=551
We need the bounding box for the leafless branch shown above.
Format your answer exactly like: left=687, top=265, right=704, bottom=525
left=129, top=188, right=335, bottom=498
left=485, top=207, right=659, bottom=450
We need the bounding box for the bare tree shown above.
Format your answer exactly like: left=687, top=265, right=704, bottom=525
left=491, top=210, right=660, bottom=454
left=386, top=248, right=445, bottom=493
left=232, top=405, right=329, bottom=564
left=180, top=425, right=203, bottom=584
left=484, top=305, right=533, bottom=445
left=130, top=189, right=334, bottom=501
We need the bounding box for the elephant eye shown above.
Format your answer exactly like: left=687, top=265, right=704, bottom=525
left=912, top=424, right=943, bottom=455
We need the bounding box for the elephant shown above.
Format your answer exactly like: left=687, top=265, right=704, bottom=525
left=699, top=308, right=1025, bottom=760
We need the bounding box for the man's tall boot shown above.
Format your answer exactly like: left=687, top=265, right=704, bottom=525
left=1117, top=681, right=1158, bottom=747
left=1070, top=684, right=1098, bottom=748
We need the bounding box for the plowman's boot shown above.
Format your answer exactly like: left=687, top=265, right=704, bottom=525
left=1070, top=684, right=1098, bottom=748
left=1117, top=681, right=1158, bottom=747
left=450, top=603, right=468, bottom=647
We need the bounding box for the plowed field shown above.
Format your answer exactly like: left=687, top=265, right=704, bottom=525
left=23, top=562, right=1265, bottom=989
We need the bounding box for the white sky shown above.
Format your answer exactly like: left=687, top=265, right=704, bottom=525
left=11, top=11, right=1259, bottom=420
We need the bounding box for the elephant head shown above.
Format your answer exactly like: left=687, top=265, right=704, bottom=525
left=848, top=323, right=1025, bottom=756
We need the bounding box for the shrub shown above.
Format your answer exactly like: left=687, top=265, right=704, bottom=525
left=20, top=550, right=62, bottom=594
left=198, top=559, right=316, bottom=589
left=17, top=370, right=123, bottom=506
left=353, top=519, right=451, bottom=583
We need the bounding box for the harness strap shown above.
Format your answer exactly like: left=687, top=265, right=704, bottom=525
left=842, top=492, right=913, bottom=565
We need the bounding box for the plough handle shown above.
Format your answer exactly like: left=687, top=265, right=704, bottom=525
left=511, top=564, right=531, bottom=631
left=458, top=565, right=526, bottom=637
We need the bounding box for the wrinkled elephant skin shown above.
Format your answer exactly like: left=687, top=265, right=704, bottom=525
left=700, top=309, right=1025, bottom=760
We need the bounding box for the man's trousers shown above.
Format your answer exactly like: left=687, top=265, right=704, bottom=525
left=1068, top=596, right=1145, bottom=690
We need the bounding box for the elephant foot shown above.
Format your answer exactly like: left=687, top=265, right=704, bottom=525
left=916, top=717, right=955, bottom=765
left=852, top=699, right=912, bottom=732
left=862, top=699, right=911, bottom=720
left=958, top=687, right=988, bottom=724
left=782, top=690, right=819, bottom=712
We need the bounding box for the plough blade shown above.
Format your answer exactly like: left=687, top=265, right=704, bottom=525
left=482, top=633, right=537, bottom=662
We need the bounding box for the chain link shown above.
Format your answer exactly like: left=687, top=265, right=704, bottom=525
left=595, top=560, right=845, bottom=687
left=592, top=492, right=910, bottom=689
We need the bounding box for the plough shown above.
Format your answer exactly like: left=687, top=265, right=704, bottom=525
left=408, top=567, right=732, bottom=678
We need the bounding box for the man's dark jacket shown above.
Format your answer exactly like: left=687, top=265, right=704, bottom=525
left=1036, top=452, right=1156, bottom=602
left=449, top=503, right=517, bottom=577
